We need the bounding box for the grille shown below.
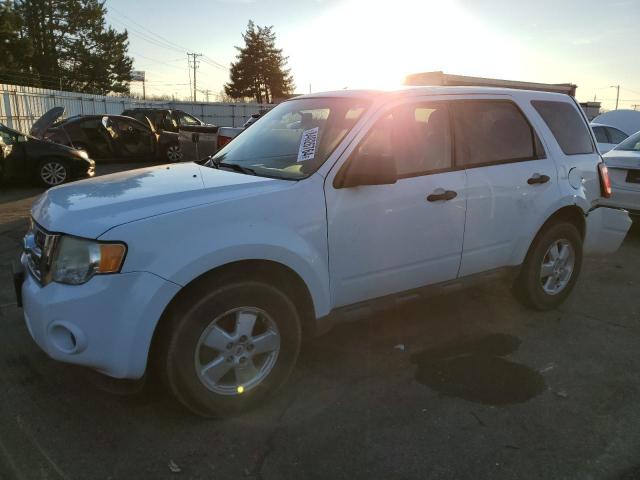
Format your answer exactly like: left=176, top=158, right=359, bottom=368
left=24, top=221, right=58, bottom=284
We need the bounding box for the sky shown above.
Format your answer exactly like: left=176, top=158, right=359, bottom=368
left=105, top=0, right=640, bottom=110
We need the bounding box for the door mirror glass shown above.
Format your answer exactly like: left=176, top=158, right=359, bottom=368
left=337, top=152, right=397, bottom=188
left=16, top=134, right=27, bottom=143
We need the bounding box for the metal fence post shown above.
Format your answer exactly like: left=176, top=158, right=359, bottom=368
left=3, top=91, right=12, bottom=128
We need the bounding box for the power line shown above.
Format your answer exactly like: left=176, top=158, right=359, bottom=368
left=107, top=4, right=191, bottom=53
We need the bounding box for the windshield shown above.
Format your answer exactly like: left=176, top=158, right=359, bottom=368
left=614, top=131, right=640, bottom=151
left=210, top=97, right=370, bottom=179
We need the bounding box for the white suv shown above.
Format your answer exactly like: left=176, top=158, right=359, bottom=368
left=15, top=87, right=632, bottom=416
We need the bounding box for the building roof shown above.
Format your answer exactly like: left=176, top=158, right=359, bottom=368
left=404, top=71, right=577, bottom=96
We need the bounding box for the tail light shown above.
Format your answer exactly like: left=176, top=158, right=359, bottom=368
left=598, top=162, right=612, bottom=198
left=217, top=135, right=232, bottom=150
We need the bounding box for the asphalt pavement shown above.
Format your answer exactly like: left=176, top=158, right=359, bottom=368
left=1, top=163, right=639, bottom=479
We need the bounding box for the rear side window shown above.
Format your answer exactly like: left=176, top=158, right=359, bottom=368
left=606, top=127, right=628, bottom=144
left=531, top=100, right=594, bottom=155
left=451, top=101, right=541, bottom=167
left=593, top=126, right=608, bottom=144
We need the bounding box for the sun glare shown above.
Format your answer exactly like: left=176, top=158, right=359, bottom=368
left=285, top=0, right=527, bottom=92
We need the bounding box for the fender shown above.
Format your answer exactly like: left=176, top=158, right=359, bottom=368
left=99, top=184, right=332, bottom=319
left=507, top=194, right=591, bottom=266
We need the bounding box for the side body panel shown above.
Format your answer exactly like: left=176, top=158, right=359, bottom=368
left=99, top=174, right=332, bottom=318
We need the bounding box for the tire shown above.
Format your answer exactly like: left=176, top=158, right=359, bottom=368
left=164, top=143, right=183, bottom=163
left=37, top=159, right=69, bottom=187
left=158, top=279, right=301, bottom=417
left=513, top=222, right=583, bottom=310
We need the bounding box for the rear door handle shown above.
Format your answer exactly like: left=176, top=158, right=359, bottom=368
left=427, top=189, right=457, bottom=202
left=527, top=173, right=550, bottom=185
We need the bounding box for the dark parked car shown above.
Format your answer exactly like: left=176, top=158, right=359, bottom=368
left=42, top=107, right=183, bottom=164
left=0, top=116, right=94, bottom=187
left=122, top=108, right=219, bottom=160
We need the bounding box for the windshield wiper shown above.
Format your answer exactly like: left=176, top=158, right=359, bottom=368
left=216, top=161, right=257, bottom=176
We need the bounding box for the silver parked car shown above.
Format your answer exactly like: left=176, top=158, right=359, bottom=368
left=602, top=130, right=640, bottom=216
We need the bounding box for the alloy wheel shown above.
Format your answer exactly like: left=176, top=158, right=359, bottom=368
left=40, top=161, right=67, bottom=186
left=194, top=307, right=281, bottom=396
left=166, top=145, right=183, bottom=162
left=540, top=239, right=575, bottom=295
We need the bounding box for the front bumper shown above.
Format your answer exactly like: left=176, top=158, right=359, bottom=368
left=583, top=206, right=632, bottom=256
left=71, top=159, right=95, bottom=180
left=20, top=257, right=181, bottom=379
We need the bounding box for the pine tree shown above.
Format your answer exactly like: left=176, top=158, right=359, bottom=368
left=0, top=0, right=132, bottom=94
left=225, top=21, right=294, bottom=103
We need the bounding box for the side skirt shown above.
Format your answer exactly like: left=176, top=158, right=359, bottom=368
left=313, top=266, right=521, bottom=336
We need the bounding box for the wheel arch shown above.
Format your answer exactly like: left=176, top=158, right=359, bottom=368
left=148, top=259, right=318, bottom=376
left=517, top=204, right=586, bottom=267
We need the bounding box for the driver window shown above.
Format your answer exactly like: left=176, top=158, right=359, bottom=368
left=177, top=112, right=200, bottom=126
left=354, top=102, right=452, bottom=178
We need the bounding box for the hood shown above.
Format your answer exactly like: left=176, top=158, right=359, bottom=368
left=603, top=149, right=640, bottom=169
left=30, top=107, right=65, bottom=139
left=31, top=162, right=289, bottom=238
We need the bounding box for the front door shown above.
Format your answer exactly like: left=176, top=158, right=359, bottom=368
left=325, top=100, right=467, bottom=308
left=450, top=98, right=560, bottom=277
left=109, top=117, right=157, bottom=161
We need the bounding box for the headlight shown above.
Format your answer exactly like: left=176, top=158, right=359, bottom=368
left=77, top=149, right=89, bottom=160
left=50, top=236, right=126, bottom=285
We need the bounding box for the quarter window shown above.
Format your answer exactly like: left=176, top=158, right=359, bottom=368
left=532, top=100, right=594, bottom=155
left=451, top=101, right=540, bottom=167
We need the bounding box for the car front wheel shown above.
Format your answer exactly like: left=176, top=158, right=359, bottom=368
left=514, top=222, right=583, bottom=310
left=165, top=143, right=183, bottom=162
left=158, top=280, right=301, bottom=416
left=37, top=159, right=68, bottom=187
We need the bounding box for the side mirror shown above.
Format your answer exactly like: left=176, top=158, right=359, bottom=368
left=16, top=134, right=27, bottom=143
left=335, top=152, right=397, bottom=188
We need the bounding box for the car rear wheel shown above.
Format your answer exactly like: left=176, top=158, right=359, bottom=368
left=37, top=159, right=68, bottom=187
left=165, top=143, right=183, bottom=162
left=158, top=280, right=301, bottom=416
left=513, top=222, right=583, bottom=310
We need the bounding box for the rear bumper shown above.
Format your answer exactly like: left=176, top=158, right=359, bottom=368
left=583, top=206, right=632, bottom=256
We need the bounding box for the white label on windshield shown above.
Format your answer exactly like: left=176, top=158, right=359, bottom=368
left=297, top=127, right=319, bottom=162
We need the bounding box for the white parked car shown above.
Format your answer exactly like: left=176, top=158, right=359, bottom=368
left=14, top=87, right=632, bottom=416
left=602, top=130, right=640, bottom=216
left=591, top=122, right=629, bottom=154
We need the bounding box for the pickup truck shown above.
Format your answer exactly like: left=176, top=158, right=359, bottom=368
left=15, top=87, right=631, bottom=417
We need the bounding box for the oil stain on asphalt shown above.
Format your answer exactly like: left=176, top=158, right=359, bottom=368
left=410, top=333, right=546, bottom=405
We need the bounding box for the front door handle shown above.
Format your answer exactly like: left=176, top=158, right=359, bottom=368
left=527, top=173, right=550, bottom=185
left=427, top=189, right=457, bottom=202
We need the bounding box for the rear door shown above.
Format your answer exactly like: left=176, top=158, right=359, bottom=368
left=452, top=97, right=560, bottom=276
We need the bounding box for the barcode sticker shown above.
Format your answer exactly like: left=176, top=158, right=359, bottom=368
left=297, top=127, right=319, bottom=162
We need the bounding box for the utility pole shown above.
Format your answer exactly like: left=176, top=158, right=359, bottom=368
left=142, top=78, right=146, bottom=100
left=187, top=53, right=203, bottom=102
left=611, top=85, right=620, bottom=110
